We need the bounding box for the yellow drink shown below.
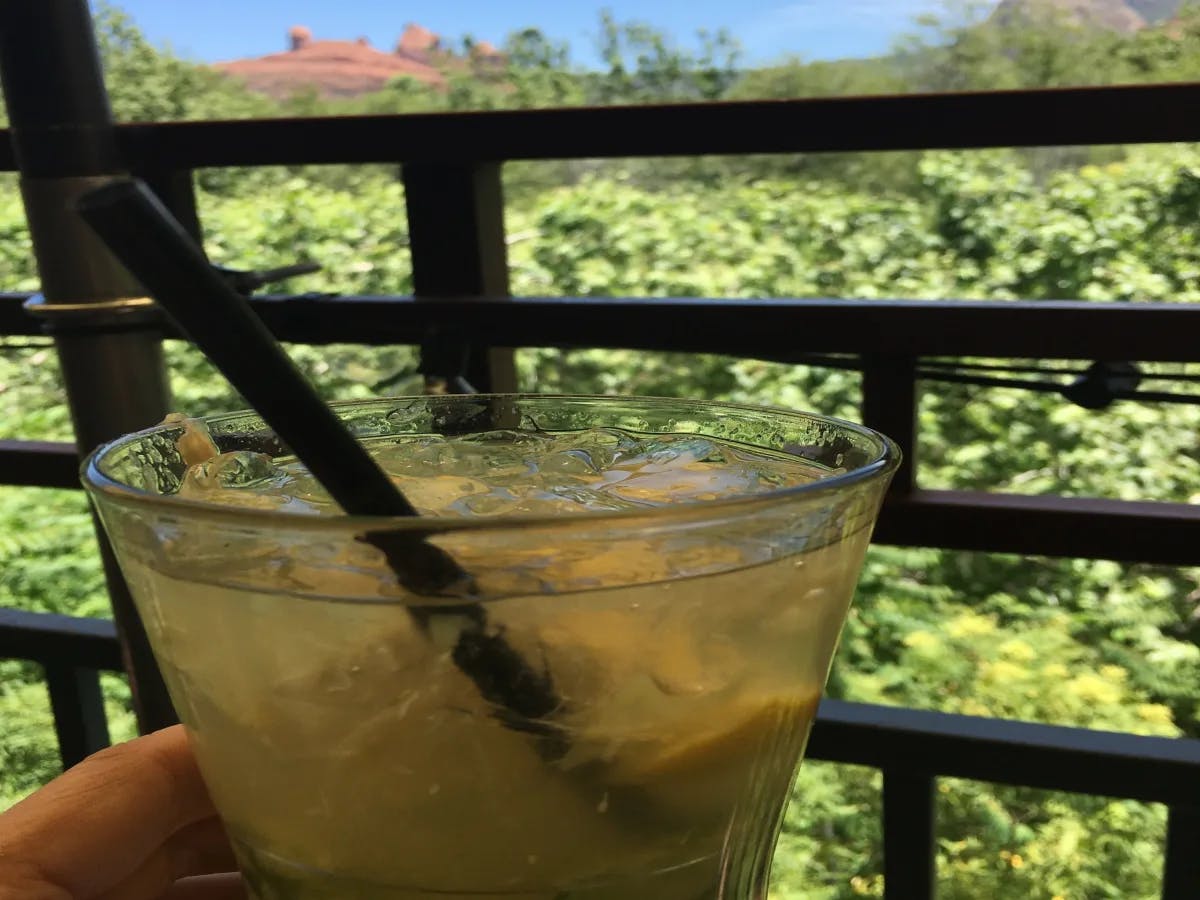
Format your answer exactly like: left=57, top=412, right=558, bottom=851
left=86, top=396, right=896, bottom=899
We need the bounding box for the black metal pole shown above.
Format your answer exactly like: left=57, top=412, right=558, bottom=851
left=402, top=162, right=518, bottom=394
left=0, top=0, right=177, bottom=735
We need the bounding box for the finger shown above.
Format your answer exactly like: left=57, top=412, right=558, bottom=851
left=161, top=874, right=247, bottom=900
left=0, top=726, right=216, bottom=898
left=96, top=817, right=238, bottom=900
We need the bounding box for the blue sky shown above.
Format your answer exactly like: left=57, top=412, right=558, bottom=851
left=104, top=0, right=951, bottom=67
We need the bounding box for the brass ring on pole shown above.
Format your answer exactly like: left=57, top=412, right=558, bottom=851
left=23, top=293, right=162, bottom=331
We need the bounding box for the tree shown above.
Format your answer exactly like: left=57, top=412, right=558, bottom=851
left=502, top=28, right=586, bottom=108
left=588, top=9, right=741, bottom=104
left=93, top=4, right=273, bottom=122
left=893, top=2, right=1119, bottom=92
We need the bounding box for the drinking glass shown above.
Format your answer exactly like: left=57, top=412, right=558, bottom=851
left=83, top=394, right=898, bottom=900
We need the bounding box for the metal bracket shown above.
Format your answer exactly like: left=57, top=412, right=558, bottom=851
left=1062, top=361, right=1142, bottom=410
left=214, top=261, right=322, bottom=296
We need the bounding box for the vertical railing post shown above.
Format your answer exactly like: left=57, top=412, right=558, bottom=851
left=44, top=664, right=111, bottom=768
left=142, top=168, right=205, bottom=247
left=1163, top=803, right=1200, bottom=900
left=0, top=0, right=177, bottom=735
left=861, top=354, right=918, bottom=495
left=882, top=769, right=937, bottom=900
left=864, top=358, right=928, bottom=899
left=401, top=161, right=517, bottom=394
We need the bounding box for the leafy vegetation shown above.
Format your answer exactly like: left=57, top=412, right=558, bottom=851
left=1, top=3, right=1198, bottom=898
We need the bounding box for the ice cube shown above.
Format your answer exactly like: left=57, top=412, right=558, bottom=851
left=181, top=451, right=282, bottom=490
left=635, top=438, right=720, bottom=470
left=538, top=448, right=602, bottom=476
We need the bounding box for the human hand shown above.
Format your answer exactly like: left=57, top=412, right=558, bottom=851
left=0, top=725, right=245, bottom=899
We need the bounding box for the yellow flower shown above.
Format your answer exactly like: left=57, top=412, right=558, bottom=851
left=903, top=630, right=939, bottom=649
left=1136, top=703, right=1174, bottom=727
left=1010, top=854, right=1025, bottom=869
left=1067, top=673, right=1121, bottom=705
left=998, top=639, right=1036, bottom=663
left=947, top=613, right=996, bottom=639
left=982, top=660, right=1028, bottom=684
left=1099, top=664, right=1128, bottom=683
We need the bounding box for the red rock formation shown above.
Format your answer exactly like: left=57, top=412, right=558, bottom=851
left=469, top=40, right=506, bottom=76
left=1126, top=0, right=1182, bottom=23
left=992, top=0, right=1147, bottom=33
left=1161, top=12, right=1197, bottom=38
left=214, top=25, right=444, bottom=99
left=473, top=40, right=503, bottom=59
left=396, top=23, right=441, bottom=63
left=288, top=25, right=312, bottom=51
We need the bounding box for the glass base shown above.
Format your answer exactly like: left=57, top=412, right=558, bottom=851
left=236, top=838, right=724, bottom=900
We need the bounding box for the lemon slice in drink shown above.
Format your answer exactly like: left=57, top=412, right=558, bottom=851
left=583, top=690, right=821, bottom=825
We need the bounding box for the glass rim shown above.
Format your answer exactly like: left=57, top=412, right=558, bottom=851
left=81, top=393, right=901, bottom=534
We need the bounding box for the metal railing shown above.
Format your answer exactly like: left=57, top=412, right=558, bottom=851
left=0, top=2, right=1197, bottom=896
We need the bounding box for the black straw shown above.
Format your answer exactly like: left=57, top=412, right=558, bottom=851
left=76, top=179, right=565, bottom=752
left=78, top=182, right=420, bottom=518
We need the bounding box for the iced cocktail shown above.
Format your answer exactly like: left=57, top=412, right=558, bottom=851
left=84, top=395, right=897, bottom=900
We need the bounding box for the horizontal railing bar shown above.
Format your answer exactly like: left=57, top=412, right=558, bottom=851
left=0, top=294, right=52, bottom=335
left=247, top=295, right=1200, bottom=361
left=876, top=489, right=1200, bottom=566
left=0, top=439, right=79, bottom=487
left=0, top=454, right=1188, bottom=564
left=0, top=607, right=123, bottom=671
left=5, top=294, right=1200, bottom=363
left=809, top=699, right=1200, bottom=805
left=168, top=295, right=1200, bottom=362
left=2, top=610, right=1195, bottom=805
left=1, top=83, right=1195, bottom=171
left=2, top=297, right=1197, bottom=562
